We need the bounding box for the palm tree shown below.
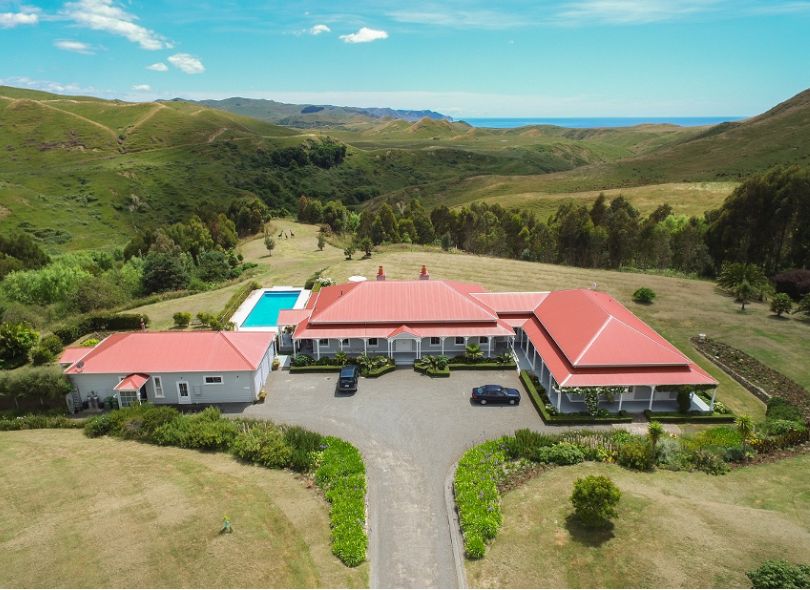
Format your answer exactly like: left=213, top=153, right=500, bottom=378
left=734, top=279, right=756, bottom=312
left=648, top=420, right=665, bottom=462
left=464, top=342, right=483, bottom=362
left=735, top=415, right=754, bottom=456
left=718, top=263, right=772, bottom=311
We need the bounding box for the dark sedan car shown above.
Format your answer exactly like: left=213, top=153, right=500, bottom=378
left=471, top=384, right=521, bottom=405
left=337, top=365, right=359, bottom=394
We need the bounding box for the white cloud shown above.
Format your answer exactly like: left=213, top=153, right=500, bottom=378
left=0, top=11, right=39, bottom=28
left=168, top=53, right=205, bottom=74
left=54, top=39, right=94, bottom=54
left=388, top=9, right=525, bottom=29
left=62, top=0, right=170, bottom=50
left=309, top=23, right=330, bottom=35
left=0, top=75, right=100, bottom=96
left=339, top=26, right=388, bottom=43
left=132, top=84, right=151, bottom=91
left=147, top=62, right=168, bottom=71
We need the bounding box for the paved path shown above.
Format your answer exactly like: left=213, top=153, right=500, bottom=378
left=232, top=368, right=546, bottom=589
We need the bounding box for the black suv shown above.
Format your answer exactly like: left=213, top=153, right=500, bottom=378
left=337, top=365, right=360, bottom=394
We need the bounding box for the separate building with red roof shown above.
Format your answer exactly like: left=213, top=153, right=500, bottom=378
left=62, top=330, right=276, bottom=408
left=278, top=266, right=717, bottom=414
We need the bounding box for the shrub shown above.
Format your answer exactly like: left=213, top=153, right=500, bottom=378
left=40, top=334, right=64, bottom=356
left=747, top=560, right=810, bottom=589
left=766, top=397, right=803, bottom=422
left=617, top=438, right=654, bottom=471
left=153, top=407, right=238, bottom=451
left=119, top=405, right=179, bottom=441
left=686, top=425, right=743, bottom=449
left=772, top=268, right=810, bottom=300
left=84, top=412, right=122, bottom=437
left=173, top=312, right=192, bottom=328
left=0, top=322, right=38, bottom=368
left=283, top=425, right=324, bottom=472
left=632, top=287, right=656, bottom=304
left=315, top=437, right=367, bottom=567
left=0, top=414, right=83, bottom=431
left=231, top=422, right=292, bottom=468
left=570, top=475, right=621, bottom=528
left=536, top=442, right=585, bottom=465
left=454, top=440, right=506, bottom=559
left=770, top=293, right=793, bottom=317
left=0, top=367, right=72, bottom=412
left=291, top=354, right=314, bottom=367
left=29, top=345, right=54, bottom=366
left=758, top=419, right=807, bottom=437
left=690, top=448, right=730, bottom=475
left=677, top=388, right=692, bottom=413
left=503, top=429, right=557, bottom=460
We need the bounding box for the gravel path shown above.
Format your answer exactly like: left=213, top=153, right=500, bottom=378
left=232, top=368, right=546, bottom=589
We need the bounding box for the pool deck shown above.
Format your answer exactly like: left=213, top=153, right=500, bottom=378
left=231, top=286, right=310, bottom=332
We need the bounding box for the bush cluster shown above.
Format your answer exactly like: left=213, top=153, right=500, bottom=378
left=747, top=560, right=810, bottom=589
left=0, top=367, right=73, bottom=413
left=454, top=440, right=507, bottom=559
left=82, top=405, right=366, bottom=567
left=53, top=313, right=148, bottom=345
left=0, top=414, right=84, bottom=430
left=315, top=437, right=368, bottom=567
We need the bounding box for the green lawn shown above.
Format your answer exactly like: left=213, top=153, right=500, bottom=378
left=0, top=430, right=368, bottom=588
left=466, top=456, right=810, bottom=588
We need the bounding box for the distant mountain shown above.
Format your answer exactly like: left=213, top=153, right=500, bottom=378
left=186, top=96, right=452, bottom=128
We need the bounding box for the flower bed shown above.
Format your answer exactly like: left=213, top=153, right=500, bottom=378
left=519, top=370, right=633, bottom=425
left=413, top=361, right=450, bottom=378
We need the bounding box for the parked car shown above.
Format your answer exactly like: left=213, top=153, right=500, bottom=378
left=337, top=365, right=360, bottom=394
left=471, top=384, right=521, bottom=405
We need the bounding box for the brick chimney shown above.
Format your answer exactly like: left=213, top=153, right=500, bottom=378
left=419, top=265, right=430, bottom=280
left=376, top=265, right=386, bottom=281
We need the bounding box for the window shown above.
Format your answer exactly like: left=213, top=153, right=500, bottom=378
left=368, top=338, right=378, bottom=346
left=204, top=376, right=223, bottom=385
left=341, top=338, right=350, bottom=345
left=153, top=376, right=164, bottom=398
left=479, top=336, right=489, bottom=344
left=430, top=337, right=441, bottom=345
left=318, top=338, right=329, bottom=346
left=455, top=336, right=465, bottom=345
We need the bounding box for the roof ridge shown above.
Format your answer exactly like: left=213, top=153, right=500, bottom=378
left=219, top=331, right=256, bottom=369
left=573, top=316, right=612, bottom=366
left=442, top=281, right=499, bottom=320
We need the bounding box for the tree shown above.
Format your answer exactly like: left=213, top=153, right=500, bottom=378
left=796, top=293, right=810, bottom=318
left=343, top=245, right=355, bottom=260
left=359, top=237, right=373, bottom=258
left=632, top=287, right=656, bottom=304
left=142, top=252, right=190, bottom=294
left=747, top=560, right=810, bottom=589
left=648, top=420, right=665, bottom=459
left=770, top=292, right=793, bottom=317
left=736, top=414, right=754, bottom=455
left=263, top=231, right=276, bottom=256
left=464, top=342, right=484, bottom=361
left=317, top=231, right=326, bottom=251
left=173, top=312, right=192, bottom=328
left=734, top=279, right=756, bottom=312
left=570, top=475, right=621, bottom=528
left=0, top=322, right=38, bottom=368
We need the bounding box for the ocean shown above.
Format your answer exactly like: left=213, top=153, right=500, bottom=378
left=461, top=117, right=742, bottom=129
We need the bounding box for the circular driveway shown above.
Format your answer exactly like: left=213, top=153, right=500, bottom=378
left=236, top=368, right=545, bottom=589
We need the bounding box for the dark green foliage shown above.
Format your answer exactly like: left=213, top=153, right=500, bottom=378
left=503, top=428, right=557, bottom=460
left=142, top=251, right=191, bottom=294
left=283, top=425, right=324, bottom=472
left=152, top=407, right=239, bottom=451
left=173, top=312, right=192, bottom=328
left=570, top=475, right=621, bottom=528
left=632, top=287, right=656, bottom=304
left=689, top=448, right=730, bottom=475
left=39, top=334, right=64, bottom=356
left=0, top=367, right=72, bottom=412
left=0, top=414, right=83, bottom=430
left=0, top=322, right=38, bottom=368
left=314, top=437, right=367, bottom=567
left=119, top=405, right=180, bottom=441
left=677, top=388, right=692, bottom=413
left=617, top=438, right=655, bottom=471
left=747, top=560, right=810, bottom=589
left=766, top=397, right=804, bottom=422
left=773, top=268, right=810, bottom=300
left=0, top=233, right=50, bottom=278
left=52, top=313, right=147, bottom=344
left=535, top=442, right=585, bottom=465
left=770, top=292, right=793, bottom=316
left=231, top=422, right=292, bottom=468
left=29, top=345, right=54, bottom=365
left=454, top=439, right=507, bottom=559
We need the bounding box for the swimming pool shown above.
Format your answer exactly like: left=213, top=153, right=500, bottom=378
left=240, top=290, right=301, bottom=328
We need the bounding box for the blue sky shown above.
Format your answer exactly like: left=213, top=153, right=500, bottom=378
left=1, top=0, right=809, bottom=116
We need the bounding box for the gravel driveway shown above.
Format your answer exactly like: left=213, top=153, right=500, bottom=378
left=233, top=368, right=545, bottom=589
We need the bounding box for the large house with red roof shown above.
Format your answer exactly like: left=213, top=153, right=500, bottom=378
left=278, top=266, right=717, bottom=414
left=61, top=331, right=276, bottom=408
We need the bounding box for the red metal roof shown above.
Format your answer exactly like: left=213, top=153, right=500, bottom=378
left=295, top=321, right=514, bottom=339
left=65, top=331, right=275, bottom=375
left=309, top=280, right=495, bottom=324
left=469, top=292, right=549, bottom=313
left=534, top=289, right=690, bottom=368
left=277, top=308, right=312, bottom=325
left=59, top=347, right=91, bottom=366
left=114, top=373, right=150, bottom=391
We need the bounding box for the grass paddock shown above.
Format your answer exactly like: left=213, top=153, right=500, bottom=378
left=0, top=430, right=367, bottom=588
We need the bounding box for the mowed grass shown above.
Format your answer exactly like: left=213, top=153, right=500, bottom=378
left=427, top=176, right=736, bottom=219
left=132, top=222, right=810, bottom=420
left=466, top=456, right=810, bottom=588
left=0, top=430, right=368, bottom=589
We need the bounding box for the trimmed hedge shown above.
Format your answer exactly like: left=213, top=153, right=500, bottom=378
left=454, top=439, right=507, bottom=559
left=289, top=365, right=341, bottom=373
left=0, top=414, right=85, bottom=430
left=219, top=280, right=261, bottom=323
left=643, top=410, right=736, bottom=423
left=53, top=313, right=149, bottom=345
left=519, top=371, right=633, bottom=425
left=448, top=361, right=517, bottom=371
left=413, top=363, right=450, bottom=378
left=315, top=437, right=368, bottom=567
left=363, top=364, right=396, bottom=378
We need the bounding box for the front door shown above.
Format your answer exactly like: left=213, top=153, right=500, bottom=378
left=177, top=381, right=191, bottom=404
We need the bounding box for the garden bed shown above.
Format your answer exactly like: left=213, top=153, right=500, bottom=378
left=448, top=361, right=517, bottom=371
left=692, top=336, right=810, bottom=420
left=643, top=410, right=736, bottom=424
left=413, top=363, right=450, bottom=378
left=363, top=365, right=396, bottom=378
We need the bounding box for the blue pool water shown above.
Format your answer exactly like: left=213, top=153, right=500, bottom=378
left=241, top=290, right=301, bottom=328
